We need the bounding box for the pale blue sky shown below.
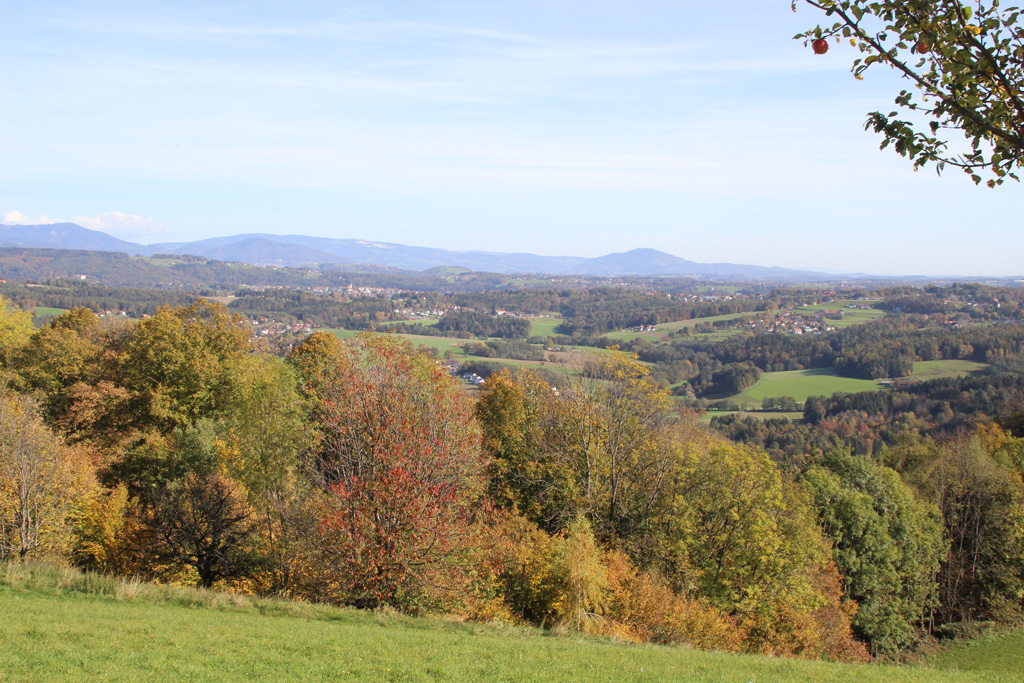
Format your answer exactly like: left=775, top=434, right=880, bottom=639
left=2, top=1, right=1020, bottom=276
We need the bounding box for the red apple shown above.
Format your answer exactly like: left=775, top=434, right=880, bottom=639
left=812, top=38, right=829, bottom=55
left=915, top=40, right=930, bottom=54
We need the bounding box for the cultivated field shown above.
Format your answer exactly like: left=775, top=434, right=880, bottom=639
left=0, top=565, right=1013, bottom=683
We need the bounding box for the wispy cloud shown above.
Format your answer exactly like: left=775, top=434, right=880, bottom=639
left=72, top=211, right=168, bottom=237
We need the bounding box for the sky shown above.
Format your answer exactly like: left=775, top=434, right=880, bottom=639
left=1, top=0, right=1021, bottom=277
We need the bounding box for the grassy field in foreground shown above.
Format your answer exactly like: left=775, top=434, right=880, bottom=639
left=926, top=629, right=1024, bottom=678
left=0, top=565, right=1014, bottom=683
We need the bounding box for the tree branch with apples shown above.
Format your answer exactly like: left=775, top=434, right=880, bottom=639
left=794, top=0, right=1024, bottom=186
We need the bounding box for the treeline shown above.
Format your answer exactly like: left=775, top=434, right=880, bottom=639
left=466, top=340, right=546, bottom=361
left=712, top=374, right=1024, bottom=461
left=434, top=311, right=531, bottom=339
left=0, top=281, right=206, bottom=318
left=228, top=289, right=402, bottom=328
left=877, top=282, right=1024, bottom=320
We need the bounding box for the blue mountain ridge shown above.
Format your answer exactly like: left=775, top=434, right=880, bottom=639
left=0, top=223, right=830, bottom=280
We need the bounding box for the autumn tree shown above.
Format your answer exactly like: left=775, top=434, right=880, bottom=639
left=294, top=334, right=488, bottom=611
left=119, top=300, right=250, bottom=434
left=17, top=307, right=106, bottom=427
left=795, top=0, right=1024, bottom=185
left=475, top=369, right=576, bottom=531
left=145, top=473, right=258, bottom=588
left=663, top=432, right=864, bottom=657
left=927, top=436, right=1024, bottom=623
left=478, top=353, right=678, bottom=555
left=554, top=352, right=677, bottom=548
left=0, top=295, right=33, bottom=367
left=0, top=389, right=92, bottom=562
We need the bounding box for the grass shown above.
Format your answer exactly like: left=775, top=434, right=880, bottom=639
left=798, top=300, right=886, bottom=329
left=0, top=563, right=1013, bottom=683
left=724, top=359, right=990, bottom=409
left=528, top=316, right=564, bottom=339
left=657, top=312, right=756, bottom=332
left=33, top=306, right=67, bottom=318
left=730, top=368, right=880, bottom=408
left=700, top=410, right=804, bottom=423
left=381, top=318, right=441, bottom=327
left=601, top=328, right=668, bottom=342
left=799, top=299, right=882, bottom=310
left=905, top=359, right=988, bottom=381
left=828, top=308, right=888, bottom=328
left=926, top=628, right=1024, bottom=678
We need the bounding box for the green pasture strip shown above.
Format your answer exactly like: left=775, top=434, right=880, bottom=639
left=33, top=306, right=67, bottom=318
left=828, top=309, right=887, bottom=328
left=323, top=328, right=362, bottom=341
left=800, top=299, right=883, bottom=310
left=700, top=410, right=804, bottom=423
left=528, top=316, right=564, bottom=339
left=726, top=359, right=988, bottom=409
left=323, top=330, right=464, bottom=355
left=686, top=329, right=748, bottom=342
left=657, top=312, right=757, bottom=332
left=0, top=566, right=1003, bottom=683
left=601, top=329, right=668, bottom=342
left=906, top=360, right=988, bottom=381
left=731, top=368, right=881, bottom=407
left=380, top=318, right=441, bottom=327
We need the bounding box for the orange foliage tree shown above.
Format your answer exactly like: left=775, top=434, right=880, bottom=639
left=299, top=335, right=488, bottom=611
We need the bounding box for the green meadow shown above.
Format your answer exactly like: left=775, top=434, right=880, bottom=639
left=731, top=368, right=880, bottom=407
left=926, top=629, right=1024, bottom=678
left=704, top=411, right=806, bottom=421
left=907, top=359, right=988, bottom=381
left=0, top=564, right=1014, bottom=683
left=799, top=300, right=886, bottom=328
left=381, top=317, right=442, bottom=327
left=528, top=316, right=564, bottom=339
left=726, top=359, right=989, bottom=409
left=33, top=306, right=68, bottom=318
left=657, top=312, right=756, bottom=332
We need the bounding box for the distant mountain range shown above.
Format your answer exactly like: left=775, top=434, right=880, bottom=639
left=0, top=222, right=830, bottom=280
